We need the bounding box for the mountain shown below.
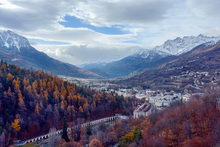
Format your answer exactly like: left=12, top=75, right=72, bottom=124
left=84, top=50, right=173, bottom=78
left=81, top=62, right=107, bottom=69
left=84, top=34, right=220, bottom=79
left=154, top=34, right=220, bottom=55
left=0, top=30, right=101, bottom=79
left=118, top=41, right=220, bottom=92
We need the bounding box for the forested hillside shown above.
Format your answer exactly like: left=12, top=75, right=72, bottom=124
left=55, top=89, right=220, bottom=147
left=0, top=61, right=132, bottom=146
left=108, top=89, right=220, bottom=147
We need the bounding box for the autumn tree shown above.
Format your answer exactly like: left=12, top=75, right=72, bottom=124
left=11, top=119, right=21, bottom=132
left=0, top=61, right=132, bottom=144
left=80, top=127, right=87, bottom=145
left=60, top=141, right=82, bottom=147
left=106, top=132, right=117, bottom=146
left=35, top=103, right=40, bottom=115
left=48, top=128, right=60, bottom=147
left=89, top=138, right=103, bottom=147
left=6, top=73, right=14, bottom=81
left=17, top=91, right=26, bottom=114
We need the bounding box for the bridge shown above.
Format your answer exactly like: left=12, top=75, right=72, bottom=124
left=14, top=114, right=127, bottom=146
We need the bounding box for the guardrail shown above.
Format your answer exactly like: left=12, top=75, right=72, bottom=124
left=14, top=114, right=127, bottom=145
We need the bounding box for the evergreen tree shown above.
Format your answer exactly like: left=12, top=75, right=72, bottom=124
left=86, top=126, right=92, bottom=136
left=62, top=116, right=70, bottom=142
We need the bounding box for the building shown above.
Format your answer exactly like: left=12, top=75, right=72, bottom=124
left=149, top=93, right=181, bottom=109
left=133, top=92, right=182, bottom=118
left=133, top=103, right=153, bottom=118
left=135, top=93, right=147, bottom=99
left=182, top=93, right=192, bottom=102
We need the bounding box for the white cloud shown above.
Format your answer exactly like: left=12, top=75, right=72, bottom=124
left=0, top=0, right=87, bottom=32
left=186, top=0, right=220, bottom=18
left=23, top=27, right=137, bottom=49
left=0, top=0, right=220, bottom=65
left=70, top=0, right=173, bottom=26
left=33, top=44, right=142, bottom=65
left=0, top=0, right=173, bottom=31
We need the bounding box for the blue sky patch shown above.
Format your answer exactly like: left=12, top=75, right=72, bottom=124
left=59, top=15, right=129, bottom=35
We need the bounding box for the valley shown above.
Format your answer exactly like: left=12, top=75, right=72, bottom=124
left=1, top=1, right=220, bottom=146
left=1, top=27, right=220, bottom=147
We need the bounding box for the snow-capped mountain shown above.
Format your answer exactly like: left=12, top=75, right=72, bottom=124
left=0, top=30, right=31, bottom=52
left=0, top=30, right=102, bottom=79
left=119, top=41, right=220, bottom=90
left=154, top=34, right=220, bottom=55
left=84, top=49, right=174, bottom=78
left=85, top=34, right=220, bottom=78
left=132, top=49, right=170, bottom=59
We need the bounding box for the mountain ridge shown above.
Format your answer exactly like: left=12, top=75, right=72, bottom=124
left=0, top=30, right=102, bottom=79
left=84, top=49, right=171, bottom=78
left=83, top=34, right=220, bottom=79
left=154, top=34, right=220, bottom=55
left=117, top=41, right=220, bottom=92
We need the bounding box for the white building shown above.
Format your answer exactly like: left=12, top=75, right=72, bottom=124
left=133, top=103, right=153, bottom=118
left=133, top=91, right=183, bottom=118
left=182, top=93, right=192, bottom=102
left=135, top=93, right=147, bottom=99
left=150, top=93, right=181, bottom=109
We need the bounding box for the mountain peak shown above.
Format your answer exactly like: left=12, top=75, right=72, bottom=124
left=174, top=37, right=181, bottom=41
left=155, top=34, right=220, bottom=55
left=198, top=34, right=204, bottom=37
left=0, top=30, right=101, bottom=79
left=0, top=30, right=31, bottom=52
left=132, top=49, right=170, bottom=59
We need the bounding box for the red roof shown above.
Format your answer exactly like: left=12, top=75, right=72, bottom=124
left=133, top=106, right=139, bottom=109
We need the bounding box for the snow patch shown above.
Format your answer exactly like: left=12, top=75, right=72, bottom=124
left=0, top=30, right=31, bottom=52
left=12, top=58, right=20, bottom=61
left=129, top=35, right=220, bottom=60
left=154, top=35, right=220, bottom=55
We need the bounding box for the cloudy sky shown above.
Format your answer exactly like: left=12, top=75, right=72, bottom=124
left=0, top=0, right=220, bottom=65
